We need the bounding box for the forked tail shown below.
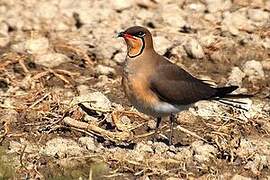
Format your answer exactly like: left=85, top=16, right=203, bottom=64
left=212, top=86, right=253, bottom=111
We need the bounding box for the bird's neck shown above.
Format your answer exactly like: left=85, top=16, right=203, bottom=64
left=123, top=49, right=158, bottom=76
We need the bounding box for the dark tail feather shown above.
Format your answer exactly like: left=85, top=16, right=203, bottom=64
left=214, top=86, right=254, bottom=99
left=214, top=86, right=238, bottom=98
left=212, top=86, right=253, bottom=111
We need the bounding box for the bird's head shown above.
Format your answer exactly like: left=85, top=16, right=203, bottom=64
left=117, top=26, right=153, bottom=58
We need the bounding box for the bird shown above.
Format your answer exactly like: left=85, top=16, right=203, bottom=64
left=117, top=26, right=252, bottom=145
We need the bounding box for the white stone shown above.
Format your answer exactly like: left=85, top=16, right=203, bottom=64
left=247, top=9, right=269, bottom=22
left=187, top=3, right=206, bottom=12
left=41, top=138, right=85, bottom=158
left=191, top=141, right=218, bottom=163
left=227, top=67, right=245, bottom=87
left=152, top=142, right=168, bottom=154
left=184, top=38, right=205, bottom=59
left=78, top=137, right=96, bottom=151
left=231, top=174, right=252, bottom=180
left=262, top=59, right=270, bottom=70
left=205, top=0, right=232, bottom=13
left=72, top=92, right=112, bottom=111
left=35, top=2, right=58, bottom=19
left=153, top=36, right=171, bottom=55
left=135, top=142, right=153, bottom=153
left=34, top=53, right=70, bottom=68
left=160, top=4, right=187, bottom=28
left=222, top=11, right=254, bottom=35
left=24, top=37, right=49, bottom=54
left=95, top=65, right=116, bottom=76
left=242, top=60, right=265, bottom=81
left=111, top=0, right=134, bottom=11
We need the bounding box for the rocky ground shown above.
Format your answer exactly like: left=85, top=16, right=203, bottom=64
left=0, top=0, right=270, bottom=179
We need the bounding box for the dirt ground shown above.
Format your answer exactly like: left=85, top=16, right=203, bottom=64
left=0, top=0, right=270, bottom=179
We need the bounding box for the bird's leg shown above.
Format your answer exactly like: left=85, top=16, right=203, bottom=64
left=169, top=114, right=175, bottom=145
left=156, top=117, right=162, bottom=129
left=151, top=117, right=162, bottom=142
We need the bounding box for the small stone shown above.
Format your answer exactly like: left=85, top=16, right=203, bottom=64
left=191, top=101, right=224, bottom=120
left=34, top=53, right=70, bottom=68
left=184, top=38, right=205, bottom=59
left=242, top=60, right=265, bottom=81
left=153, top=142, right=168, bottom=154
left=247, top=9, right=269, bottom=22
left=231, top=174, right=252, bottom=180
left=160, top=4, right=187, bottom=28
left=153, top=36, right=171, bottom=55
left=227, top=67, right=245, bottom=87
left=34, top=2, right=58, bottom=19
left=262, top=59, right=270, bottom=70
left=95, top=65, right=116, bottom=76
left=262, top=38, right=270, bottom=49
left=0, top=109, right=18, bottom=124
left=187, top=3, right=206, bottom=13
left=174, top=147, right=193, bottom=162
left=0, top=22, right=8, bottom=36
left=72, top=92, right=111, bottom=111
left=169, top=45, right=186, bottom=62
left=147, top=119, right=156, bottom=130
left=9, top=138, right=39, bottom=154
left=191, top=141, right=218, bottom=163
left=77, top=85, right=91, bottom=96
left=205, top=0, right=232, bottom=13
left=78, top=136, right=96, bottom=151
left=41, top=138, right=85, bottom=158
left=111, top=0, right=134, bottom=11
left=135, top=142, right=153, bottom=153
left=120, top=116, right=131, bottom=125
left=113, top=51, right=126, bottom=64
left=0, top=36, right=9, bottom=47
left=24, top=37, right=49, bottom=54
left=235, top=139, right=256, bottom=159
left=222, top=11, right=254, bottom=35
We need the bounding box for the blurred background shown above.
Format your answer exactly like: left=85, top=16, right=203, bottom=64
left=0, top=0, right=270, bottom=179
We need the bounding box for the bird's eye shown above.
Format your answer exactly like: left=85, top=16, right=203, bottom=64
left=137, top=31, right=145, bottom=37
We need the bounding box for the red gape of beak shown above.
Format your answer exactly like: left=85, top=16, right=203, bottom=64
left=123, top=33, right=137, bottom=40
left=117, top=31, right=137, bottom=40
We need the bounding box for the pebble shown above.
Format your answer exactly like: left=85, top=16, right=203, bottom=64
left=191, top=141, right=218, bottom=163
left=231, top=174, right=252, bottom=180
left=34, top=2, right=58, bottom=19
left=247, top=9, right=269, bottom=22
left=153, top=36, right=171, bottom=55
left=242, top=60, right=265, bottom=81
left=174, top=147, right=193, bottom=162
left=184, top=38, right=205, bottom=59
left=160, top=4, right=187, bottom=28
left=71, top=91, right=112, bottom=111
left=95, top=64, right=116, bottom=76
left=135, top=142, right=153, bottom=153
left=41, top=137, right=85, bottom=158
left=111, top=0, right=134, bottom=11
left=24, top=37, right=49, bottom=54
left=153, top=142, right=168, bottom=154
left=235, top=138, right=256, bottom=159
left=34, top=53, right=71, bottom=68
left=0, top=109, right=18, bottom=124
left=262, top=59, right=270, bottom=70
left=227, top=67, right=245, bottom=87
left=205, top=0, right=231, bottom=13
left=78, top=136, right=96, bottom=151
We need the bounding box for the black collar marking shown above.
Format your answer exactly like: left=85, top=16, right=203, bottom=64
left=128, top=37, right=145, bottom=58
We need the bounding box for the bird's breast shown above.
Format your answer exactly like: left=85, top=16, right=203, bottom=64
left=122, top=75, right=159, bottom=115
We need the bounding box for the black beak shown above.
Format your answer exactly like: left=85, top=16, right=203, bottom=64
left=117, top=31, right=125, bottom=38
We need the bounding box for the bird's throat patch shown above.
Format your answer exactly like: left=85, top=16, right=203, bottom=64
left=126, top=37, right=145, bottom=58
